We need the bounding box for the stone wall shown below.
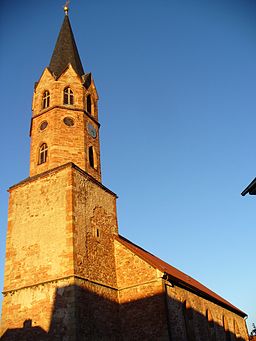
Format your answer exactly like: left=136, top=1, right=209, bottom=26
left=115, top=239, right=170, bottom=340
left=1, top=166, right=75, bottom=336
left=1, top=162, right=120, bottom=339
left=74, top=278, right=119, bottom=339
left=72, top=167, right=118, bottom=287
left=114, top=239, right=248, bottom=341
left=1, top=162, right=249, bottom=340
left=1, top=277, right=77, bottom=339
left=3, top=166, right=74, bottom=292
left=166, top=281, right=249, bottom=341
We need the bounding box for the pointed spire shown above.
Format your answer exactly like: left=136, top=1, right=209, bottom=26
left=49, top=13, right=84, bottom=78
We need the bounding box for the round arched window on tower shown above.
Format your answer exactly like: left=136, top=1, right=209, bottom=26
left=63, top=117, right=75, bottom=127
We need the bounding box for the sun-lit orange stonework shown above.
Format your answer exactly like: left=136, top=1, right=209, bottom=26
left=1, top=10, right=249, bottom=341
left=30, top=66, right=101, bottom=181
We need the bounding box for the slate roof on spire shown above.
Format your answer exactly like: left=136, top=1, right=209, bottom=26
left=49, top=15, right=84, bottom=78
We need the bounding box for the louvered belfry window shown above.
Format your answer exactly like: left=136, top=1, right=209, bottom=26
left=42, top=91, right=50, bottom=109
left=87, top=94, right=92, bottom=114
left=64, top=87, right=74, bottom=105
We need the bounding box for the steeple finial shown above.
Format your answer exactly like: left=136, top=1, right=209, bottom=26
left=64, top=1, right=70, bottom=16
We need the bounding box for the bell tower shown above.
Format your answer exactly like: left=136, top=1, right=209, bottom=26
left=30, top=10, right=101, bottom=182
left=1, top=8, right=119, bottom=339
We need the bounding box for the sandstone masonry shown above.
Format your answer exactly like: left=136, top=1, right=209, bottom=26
left=0, top=10, right=249, bottom=341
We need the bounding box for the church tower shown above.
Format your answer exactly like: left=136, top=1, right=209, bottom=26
left=1, top=6, right=250, bottom=341
left=30, top=9, right=101, bottom=181
left=1, top=8, right=120, bottom=339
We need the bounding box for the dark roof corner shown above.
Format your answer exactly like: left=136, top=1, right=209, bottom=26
left=82, top=73, right=92, bottom=89
left=34, top=81, right=39, bottom=91
left=241, top=177, right=256, bottom=196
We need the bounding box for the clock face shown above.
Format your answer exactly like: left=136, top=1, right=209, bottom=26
left=87, top=123, right=97, bottom=138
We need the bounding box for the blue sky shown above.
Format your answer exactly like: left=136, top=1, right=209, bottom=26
left=0, top=0, right=255, bottom=332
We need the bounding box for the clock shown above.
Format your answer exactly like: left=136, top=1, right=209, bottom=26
left=87, top=123, right=97, bottom=138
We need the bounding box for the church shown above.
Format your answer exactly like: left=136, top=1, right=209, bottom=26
left=0, top=7, right=249, bottom=341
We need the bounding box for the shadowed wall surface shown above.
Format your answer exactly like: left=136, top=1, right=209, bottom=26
left=0, top=283, right=248, bottom=341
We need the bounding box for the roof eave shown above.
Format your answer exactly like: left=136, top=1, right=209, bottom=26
left=116, top=235, right=247, bottom=318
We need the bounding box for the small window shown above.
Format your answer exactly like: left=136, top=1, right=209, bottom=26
left=42, top=91, right=50, bottom=109
left=93, top=227, right=100, bottom=238
left=64, top=87, right=74, bottom=105
left=88, top=146, right=97, bottom=169
left=39, top=121, right=48, bottom=131
left=63, top=117, right=74, bottom=126
left=95, top=228, right=100, bottom=238
left=38, top=143, right=48, bottom=164
left=87, top=94, right=92, bottom=114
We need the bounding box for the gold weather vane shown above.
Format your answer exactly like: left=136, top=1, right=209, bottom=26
left=64, top=0, right=70, bottom=15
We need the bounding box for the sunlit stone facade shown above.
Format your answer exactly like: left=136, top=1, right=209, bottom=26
left=0, top=11, right=249, bottom=341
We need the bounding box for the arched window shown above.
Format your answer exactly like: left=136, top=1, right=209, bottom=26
left=38, top=143, right=48, bottom=164
left=88, top=146, right=97, bottom=169
left=86, top=94, right=92, bottom=114
left=63, top=87, right=74, bottom=105
left=42, top=91, right=50, bottom=109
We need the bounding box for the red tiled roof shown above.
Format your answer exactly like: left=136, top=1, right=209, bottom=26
left=116, top=235, right=246, bottom=317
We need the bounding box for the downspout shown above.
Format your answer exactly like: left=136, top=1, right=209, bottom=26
left=244, top=316, right=250, bottom=341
